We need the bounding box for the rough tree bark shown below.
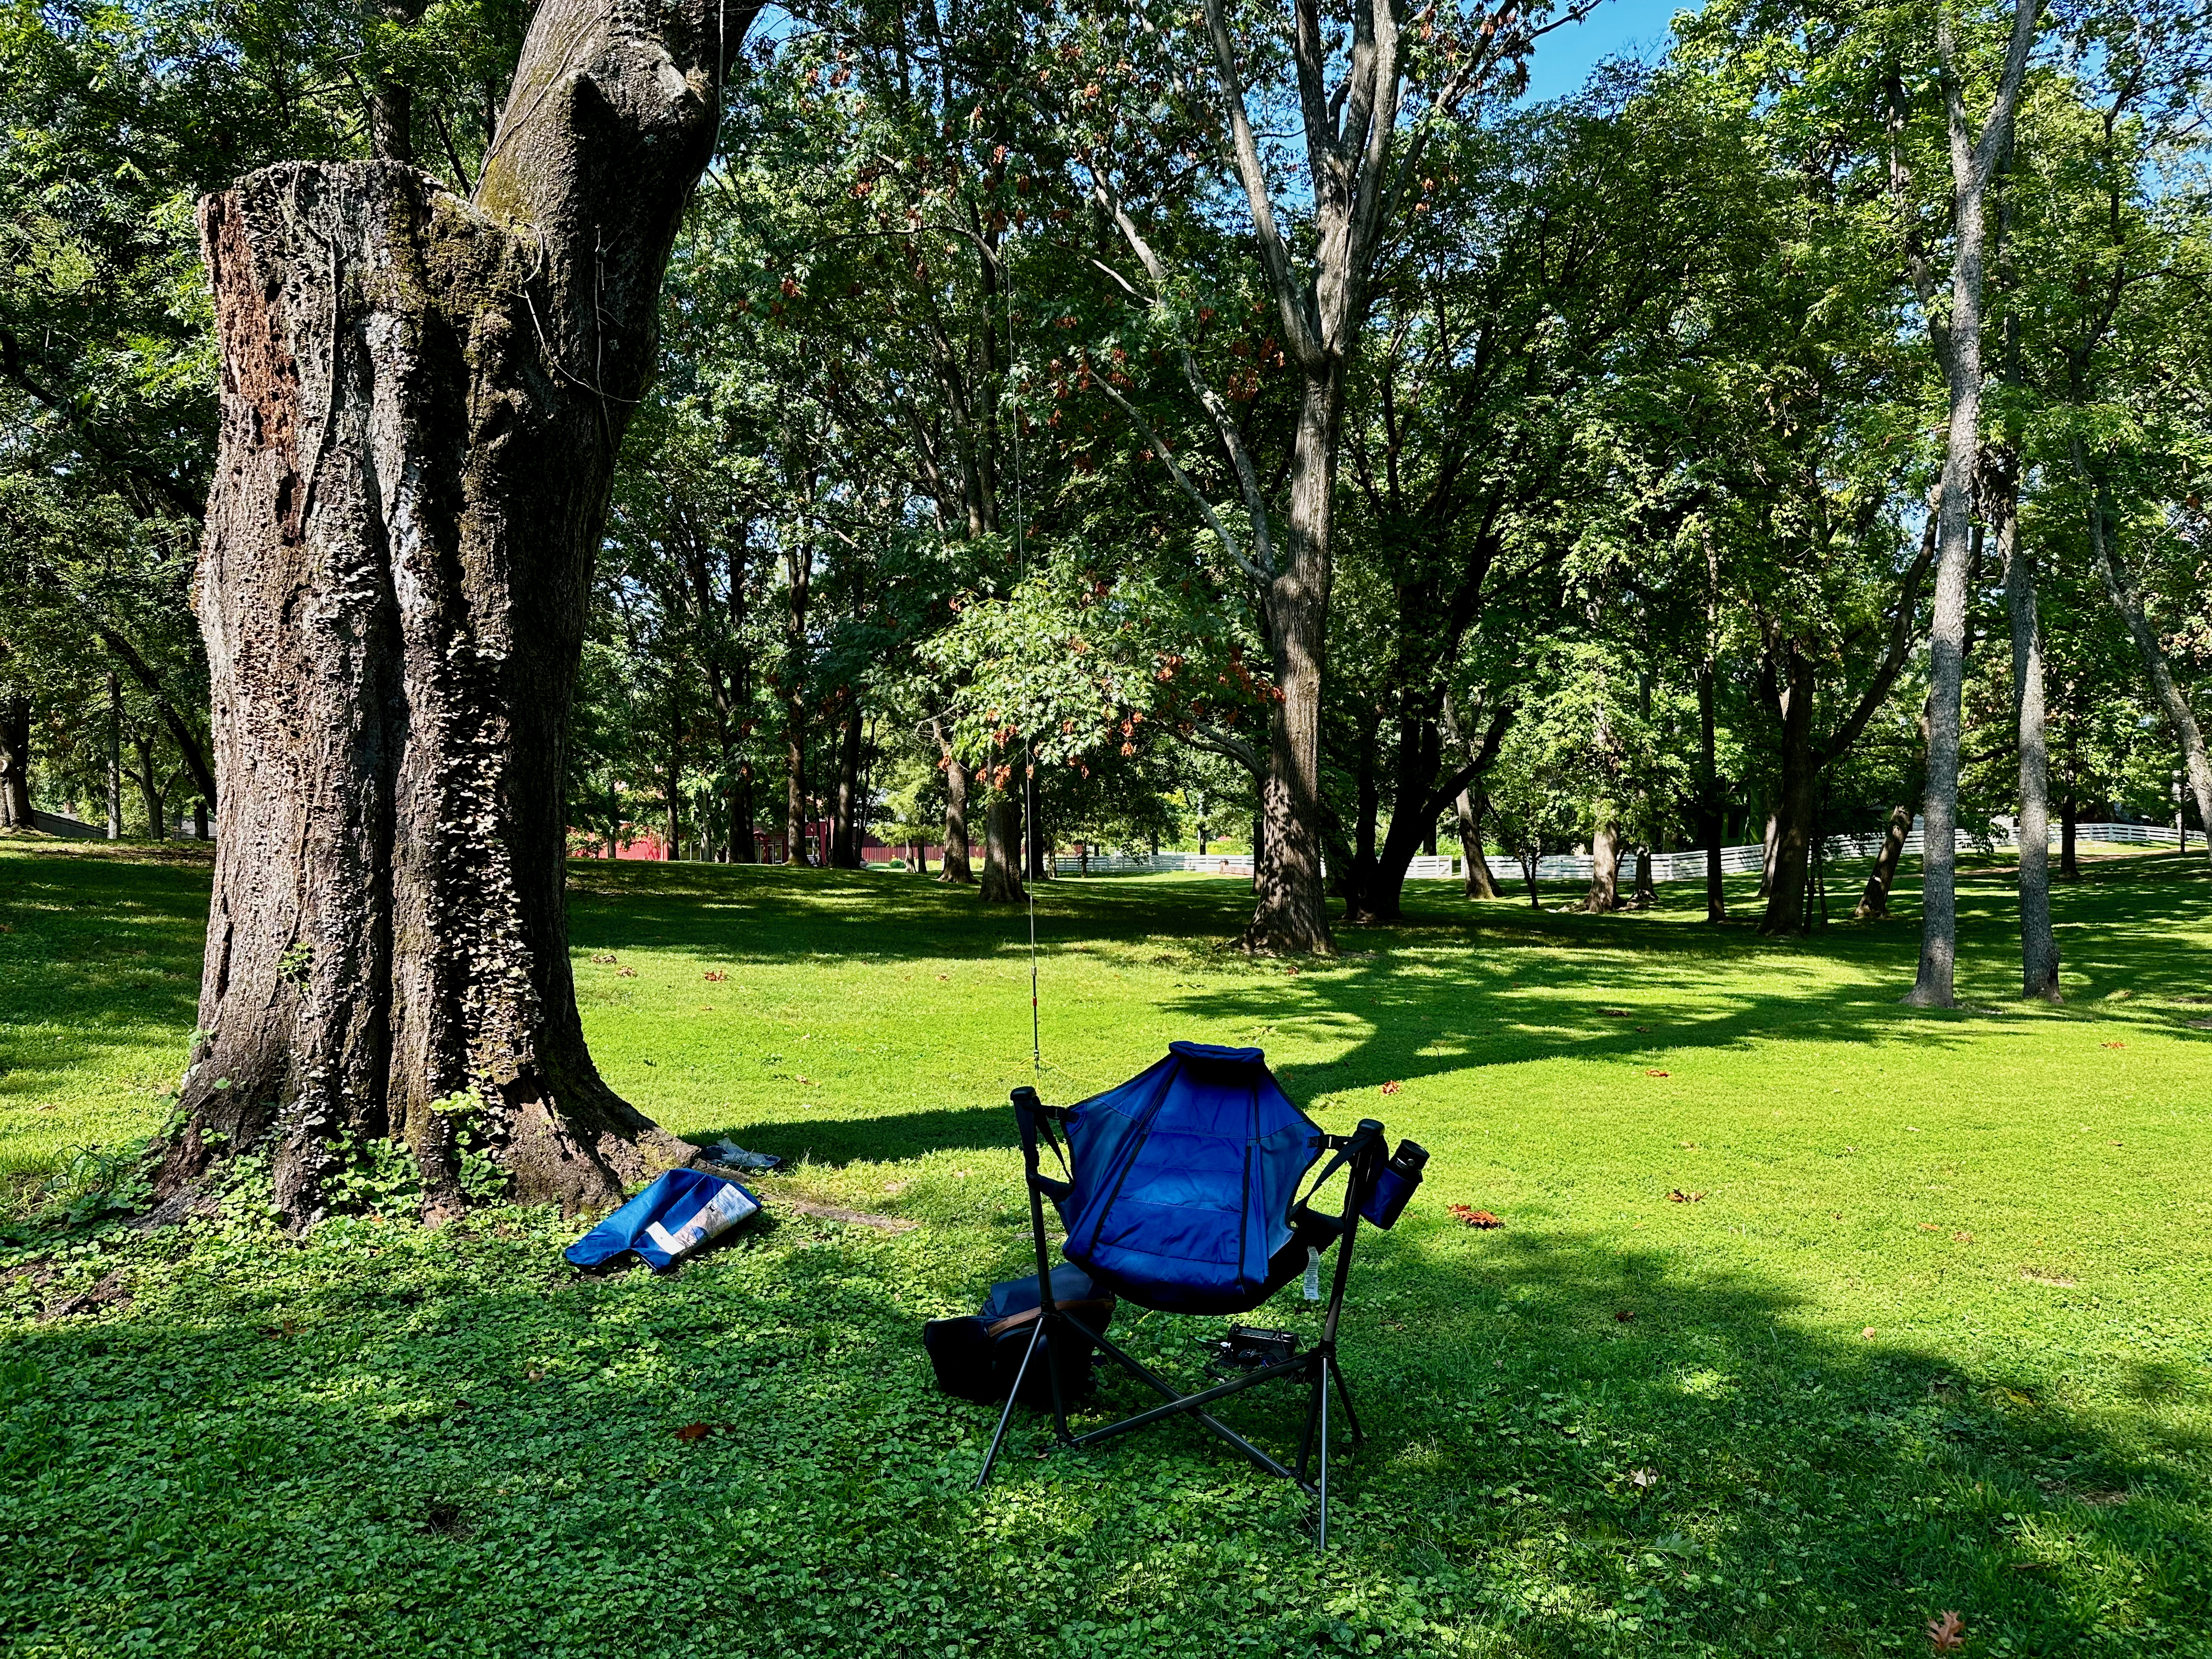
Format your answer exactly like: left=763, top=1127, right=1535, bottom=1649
left=1696, top=661, right=1726, bottom=923
left=1994, top=454, right=2059, bottom=997
left=830, top=698, right=862, bottom=868
left=934, top=719, right=974, bottom=883
left=165, top=0, right=754, bottom=1224
left=1582, top=824, right=1623, bottom=913
left=1854, top=803, right=1915, bottom=920
left=0, top=694, right=31, bottom=828
left=1899, top=0, right=2041, bottom=1007
left=978, top=794, right=1025, bottom=904
left=1454, top=788, right=1500, bottom=899
left=2058, top=784, right=2079, bottom=880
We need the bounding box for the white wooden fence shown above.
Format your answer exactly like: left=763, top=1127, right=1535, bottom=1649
left=1053, top=821, right=2183, bottom=884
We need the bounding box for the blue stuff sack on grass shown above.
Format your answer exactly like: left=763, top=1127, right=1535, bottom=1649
left=565, top=1168, right=761, bottom=1271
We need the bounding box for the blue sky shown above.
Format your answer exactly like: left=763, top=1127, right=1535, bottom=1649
left=1519, top=0, right=1686, bottom=102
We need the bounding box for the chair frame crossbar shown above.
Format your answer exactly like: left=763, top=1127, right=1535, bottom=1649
left=973, top=1085, right=1385, bottom=1548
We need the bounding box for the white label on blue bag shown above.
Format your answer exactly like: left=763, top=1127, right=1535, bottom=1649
left=645, top=1183, right=759, bottom=1260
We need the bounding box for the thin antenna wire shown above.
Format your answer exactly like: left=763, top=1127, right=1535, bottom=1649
left=1008, top=233, right=1041, bottom=1074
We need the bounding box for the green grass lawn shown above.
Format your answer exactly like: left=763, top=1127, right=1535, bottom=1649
left=2, top=840, right=2210, bottom=1657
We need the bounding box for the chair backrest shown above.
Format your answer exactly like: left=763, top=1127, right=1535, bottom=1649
left=1052, top=1042, right=1322, bottom=1314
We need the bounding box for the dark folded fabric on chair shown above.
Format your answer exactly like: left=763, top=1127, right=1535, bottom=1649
left=1053, top=1041, right=1323, bottom=1314
left=923, top=1264, right=1114, bottom=1407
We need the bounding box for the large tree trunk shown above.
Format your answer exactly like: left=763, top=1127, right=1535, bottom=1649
left=0, top=693, right=31, bottom=828
left=1246, top=377, right=1338, bottom=955
left=165, top=0, right=749, bottom=1225
left=1581, top=822, right=1623, bottom=913
left=934, top=719, right=974, bottom=883
left=1997, top=458, right=2059, bottom=999
left=978, top=794, right=1025, bottom=904
left=1455, top=788, right=1499, bottom=899
left=1631, top=847, right=1655, bottom=909
left=1757, top=811, right=1778, bottom=898
left=1854, top=804, right=1914, bottom=920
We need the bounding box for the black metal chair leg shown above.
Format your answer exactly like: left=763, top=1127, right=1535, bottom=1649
left=1327, top=1353, right=1365, bottom=1446
left=974, top=1317, right=1047, bottom=1491
left=1294, top=1353, right=1324, bottom=1480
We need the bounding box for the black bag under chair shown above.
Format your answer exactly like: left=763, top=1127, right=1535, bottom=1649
left=963, top=1042, right=1426, bottom=1548
left=923, top=1263, right=1116, bottom=1408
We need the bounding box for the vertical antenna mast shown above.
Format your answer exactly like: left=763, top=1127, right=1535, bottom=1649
left=1008, top=234, right=1040, bottom=1074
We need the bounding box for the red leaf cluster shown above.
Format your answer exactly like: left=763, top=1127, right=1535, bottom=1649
left=1449, top=1205, right=1503, bottom=1229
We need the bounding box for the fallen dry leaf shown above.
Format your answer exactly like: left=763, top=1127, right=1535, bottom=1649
left=1614, top=1310, right=1636, bottom=1323
left=1863, top=1327, right=1878, bottom=1339
left=617, top=967, right=637, bottom=978
left=674, top=1423, right=713, bottom=1442
left=2101, top=1040, right=2127, bottom=1049
left=703, top=969, right=727, bottom=982
left=525, top=1368, right=545, bottom=1383
left=1927, top=1611, right=1966, bottom=1653
left=1627, top=1468, right=1658, bottom=1489
left=1953, top=1231, right=1973, bottom=1243
left=1667, top=1189, right=1705, bottom=1203
left=1380, top=1080, right=1403, bottom=1095
left=1600, top=1008, right=1634, bottom=1018
left=1449, top=1205, right=1504, bottom=1229
left=1919, top=1222, right=1943, bottom=1232
left=590, top=953, right=616, bottom=964
left=1645, top=1069, right=1671, bottom=1078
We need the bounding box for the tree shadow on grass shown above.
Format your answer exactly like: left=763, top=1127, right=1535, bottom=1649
left=5, top=1203, right=2204, bottom=1657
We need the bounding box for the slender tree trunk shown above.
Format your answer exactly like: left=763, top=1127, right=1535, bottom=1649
left=131, top=730, right=165, bottom=839
left=1995, top=459, right=2059, bottom=998
left=934, top=719, right=973, bottom=883
left=2058, top=788, right=2079, bottom=880
left=1904, top=0, right=2040, bottom=1006
left=730, top=763, right=754, bottom=862
left=1246, top=376, right=1338, bottom=955
left=193, top=798, right=209, bottom=840
left=830, top=698, right=862, bottom=868
left=1631, top=847, right=1655, bottom=909
left=368, top=0, right=427, bottom=165
left=1761, top=648, right=1817, bottom=935
left=1520, top=847, right=1541, bottom=909
left=105, top=670, right=122, bottom=839
left=1697, top=662, right=1726, bottom=922
left=1455, top=788, right=1500, bottom=899
left=1855, top=804, right=1915, bottom=920
left=2081, top=467, right=2212, bottom=865
left=664, top=714, right=683, bottom=861
left=0, top=693, right=31, bottom=828
left=978, top=794, right=1025, bottom=903
left=1582, top=823, right=1623, bottom=913
left=164, top=0, right=749, bottom=1224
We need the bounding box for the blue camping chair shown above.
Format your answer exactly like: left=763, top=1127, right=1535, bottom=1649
left=974, top=1042, right=1425, bottom=1546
